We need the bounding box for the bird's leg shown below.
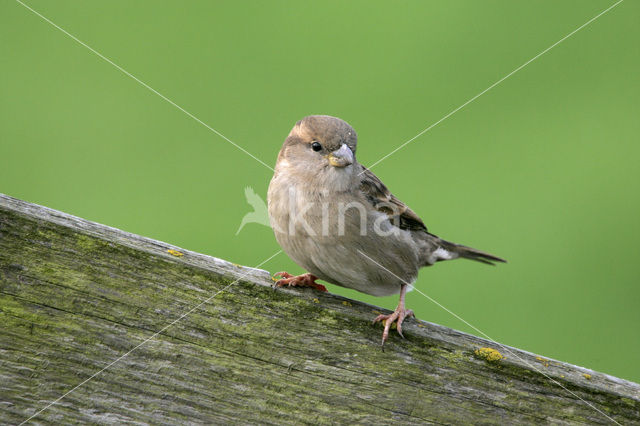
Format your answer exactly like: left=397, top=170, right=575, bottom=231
left=372, top=284, right=415, bottom=346
left=273, top=272, right=327, bottom=292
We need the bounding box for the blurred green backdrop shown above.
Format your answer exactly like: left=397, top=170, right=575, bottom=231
left=1, top=1, right=638, bottom=383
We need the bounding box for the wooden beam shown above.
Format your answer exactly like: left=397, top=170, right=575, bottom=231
left=1, top=194, right=638, bottom=424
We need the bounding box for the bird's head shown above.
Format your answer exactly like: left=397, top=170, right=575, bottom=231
left=275, top=115, right=358, bottom=187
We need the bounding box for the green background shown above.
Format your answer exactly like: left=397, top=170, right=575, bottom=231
left=2, top=1, right=638, bottom=383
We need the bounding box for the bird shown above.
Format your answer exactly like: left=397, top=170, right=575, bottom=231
left=267, top=115, right=505, bottom=345
left=236, top=186, right=271, bottom=235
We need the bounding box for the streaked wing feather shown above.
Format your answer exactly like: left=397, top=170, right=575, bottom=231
left=359, top=167, right=427, bottom=232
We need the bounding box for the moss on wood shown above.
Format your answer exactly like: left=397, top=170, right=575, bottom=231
left=1, top=194, right=639, bottom=424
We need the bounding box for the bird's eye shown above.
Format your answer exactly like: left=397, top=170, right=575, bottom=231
left=311, top=141, right=322, bottom=152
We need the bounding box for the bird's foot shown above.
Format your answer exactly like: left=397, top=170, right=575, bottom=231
left=272, top=272, right=327, bottom=292
left=372, top=306, right=415, bottom=346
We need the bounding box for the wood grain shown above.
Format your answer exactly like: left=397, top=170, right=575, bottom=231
left=1, top=194, right=638, bottom=424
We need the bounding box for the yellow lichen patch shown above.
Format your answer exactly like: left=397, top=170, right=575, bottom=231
left=167, top=249, right=184, bottom=257
left=312, top=298, right=319, bottom=304
left=231, top=263, right=241, bottom=267
left=474, top=347, right=504, bottom=362
left=583, top=373, right=592, bottom=380
left=536, top=356, right=551, bottom=367
left=417, top=323, right=425, bottom=328
left=382, top=319, right=397, bottom=330
left=342, top=301, right=352, bottom=307
left=372, top=310, right=383, bottom=315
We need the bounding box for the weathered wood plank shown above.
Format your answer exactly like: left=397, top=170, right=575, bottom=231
left=1, top=193, right=639, bottom=424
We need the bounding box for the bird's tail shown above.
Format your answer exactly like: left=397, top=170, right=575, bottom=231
left=437, top=238, right=506, bottom=266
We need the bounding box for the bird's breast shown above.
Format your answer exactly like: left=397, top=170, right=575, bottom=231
left=268, top=176, right=421, bottom=296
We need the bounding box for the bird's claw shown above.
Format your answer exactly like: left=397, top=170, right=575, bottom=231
left=272, top=271, right=293, bottom=281
left=271, top=272, right=328, bottom=292
left=373, top=308, right=414, bottom=346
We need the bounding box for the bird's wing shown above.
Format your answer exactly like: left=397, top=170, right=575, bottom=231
left=359, top=166, right=428, bottom=232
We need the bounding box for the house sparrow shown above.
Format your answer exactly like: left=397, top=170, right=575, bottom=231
left=267, top=115, right=505, bottom=345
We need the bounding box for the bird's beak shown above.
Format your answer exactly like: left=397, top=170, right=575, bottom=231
left=328, top=144, right=354, bottom=168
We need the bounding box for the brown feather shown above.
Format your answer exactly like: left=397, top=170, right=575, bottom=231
left=359, top=166, right=428, bottom=232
